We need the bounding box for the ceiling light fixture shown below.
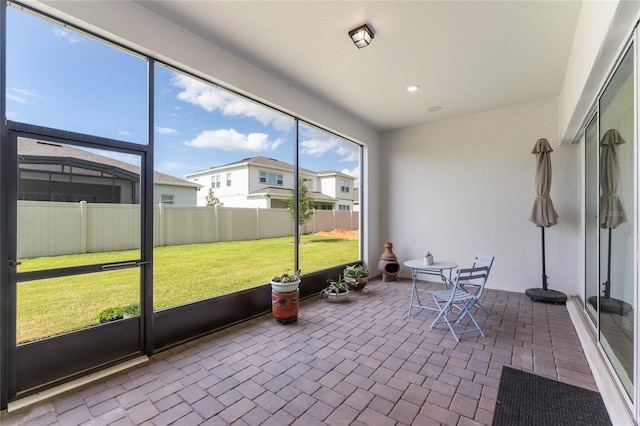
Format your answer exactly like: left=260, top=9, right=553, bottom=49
left=407, top=85, right=419, bottom=92
left=349, top=24, right=374, bottom=49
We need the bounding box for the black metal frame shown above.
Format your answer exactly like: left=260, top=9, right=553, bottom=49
left=4, top=122, right=150, bottom=402
left=0, top=2, right=364, bottom=409
left=1, top=0, right=9, bottom=410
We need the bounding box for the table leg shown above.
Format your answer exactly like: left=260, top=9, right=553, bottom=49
left=408, top=268, right=421, bottom=316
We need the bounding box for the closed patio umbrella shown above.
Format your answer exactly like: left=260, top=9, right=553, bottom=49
left=526, top=138, right=566, bottom=303
left=596, top=129, right=631, bottom=314
left=600, top=129, right=626, bottom=230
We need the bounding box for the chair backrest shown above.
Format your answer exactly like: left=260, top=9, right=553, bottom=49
left=463, top=254, right=494, bottom=298
left=472, top=254, right=494, bottom=273
left=450, top=265, right=490, bottom=299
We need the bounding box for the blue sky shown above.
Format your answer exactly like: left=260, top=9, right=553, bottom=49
left=6, top=6, right=360, bottom=184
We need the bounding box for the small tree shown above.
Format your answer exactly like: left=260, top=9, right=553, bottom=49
left=205, top=188, right=221, bottom=207
left=287, top=178, right=314, bottom=234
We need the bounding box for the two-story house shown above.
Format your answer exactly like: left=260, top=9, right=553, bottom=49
left=185, top=156, right=356, bottom=211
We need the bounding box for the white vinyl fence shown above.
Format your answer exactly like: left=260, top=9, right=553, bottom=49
left=17, top=201, right=359, bottom=258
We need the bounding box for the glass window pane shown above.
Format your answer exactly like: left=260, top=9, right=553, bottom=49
left=6, top=7, right=148, bottom=143
left=598, top=44, right=634, bottom=397
left=17, top=268, right=139, bottom=344
left=153, top=66, right=296, bottom=309
left=16, top=138, right=141, bottom=272
left=297, top=122, right=361, bottom=274
left=584, top=115, right=598, bottom=325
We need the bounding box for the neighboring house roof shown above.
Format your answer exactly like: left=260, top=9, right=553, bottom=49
left=248, top=186, right=336, bottom=202
left=317, top=170, right=356, bottom=179
left=187, top=155, right=317, bottom=177
left=19, top=138, right=200, bottom=188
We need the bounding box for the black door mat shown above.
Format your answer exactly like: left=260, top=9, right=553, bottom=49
left=492, top=366, right=611, bottom=426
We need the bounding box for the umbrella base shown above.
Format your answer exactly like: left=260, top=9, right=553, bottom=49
left=525, top=288, right=567, bottom=304
left=587, top=296, right=633, bottom=316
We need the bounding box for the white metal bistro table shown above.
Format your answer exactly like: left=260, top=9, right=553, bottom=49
left=403, top=259, right=458, bottom=316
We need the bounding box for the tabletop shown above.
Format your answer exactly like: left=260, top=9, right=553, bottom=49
left=403, top=259, right=458, bottom=270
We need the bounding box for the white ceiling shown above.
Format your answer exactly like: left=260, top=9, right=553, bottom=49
left=134, top=1, right=582, bottom=133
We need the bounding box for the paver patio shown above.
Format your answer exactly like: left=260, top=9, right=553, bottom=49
left=1, top=277, right=597, bottom=425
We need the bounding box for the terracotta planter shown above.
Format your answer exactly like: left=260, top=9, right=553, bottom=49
left=272, top=289, right=299, bottom=324
left=271, top=279, right=300, bottom=324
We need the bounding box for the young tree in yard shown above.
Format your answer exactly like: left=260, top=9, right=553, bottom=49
left=287, top=178, right=314, bottom=234
left=205, top=188, right=221, bottom=207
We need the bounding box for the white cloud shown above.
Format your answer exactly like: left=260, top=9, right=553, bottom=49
left=184, top=128, right=283, bottom=152
left=53, top=27, right=80, bottom=44
left=336, top=144, right=360, bottom=162
left=12, top=88, right=38, bottom=97
left=300, top=138, right=338, bottom=156
left=155, top=126, right=178, bottom=135
left=7, top=88, right=40, bottom=104
left=341, top=165, right=360, bottom=178
left=118, top=130, right=131, bottom=136
left=300, top=135, right=359, bottom=162
left=6, top=93, right=26, bottom=104
left=172, top=74, right=293, bottom=130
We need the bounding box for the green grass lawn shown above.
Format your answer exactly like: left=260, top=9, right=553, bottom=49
left=17, top=234, right=358, bottom=343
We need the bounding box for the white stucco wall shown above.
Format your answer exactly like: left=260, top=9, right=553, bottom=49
left=381, top=98, right=579, bottom=295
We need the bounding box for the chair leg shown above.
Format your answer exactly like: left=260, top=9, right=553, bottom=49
left=430, top=298, right=448, bottom=328
left=464, top=307, right=485, bottom=338
left=433, top=299, right=485, bottom=341
left=431, top=306, right=461, bottom=342
left=474, top=300, right=489, bottom=315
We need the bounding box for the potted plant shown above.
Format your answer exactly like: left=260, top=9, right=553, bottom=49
left=424, top=252, right=434, bottom=265
left=343, top=264, right=369, bottom=291
left=321, top=276, right=350, bottom=303
left=271, top=270, right=302, bottom=324
left=122, top=304, right=140, bottom=318
left=97, top=307, right=123, bottom=324
left=270, top=270, right=302, bottom=292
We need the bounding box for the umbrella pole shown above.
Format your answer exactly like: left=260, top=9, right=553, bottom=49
left=598, top=227, right=632, bottom=314
left=603, top=228, right=612, bottom=299
left=541, top=226, right=548, bottom=291
left=526, top=225, right=566, bottom=303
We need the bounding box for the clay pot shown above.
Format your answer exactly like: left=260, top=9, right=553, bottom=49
left=344, top=275, right=369, bottom=291
left=378, top=242, right=400, bottom=282
left=271, top=279, right=300, bottom=324
left=272, top=289, right=299, bottom=324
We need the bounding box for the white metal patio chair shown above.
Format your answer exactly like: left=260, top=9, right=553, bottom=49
left=460, top=254, right=494, bottom=314
left=430, top=265, right=490, bottom=342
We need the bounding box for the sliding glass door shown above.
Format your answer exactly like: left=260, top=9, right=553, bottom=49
left=597, top=44, right=635, bottom=396
left=584, top=41, right=635, bottom=399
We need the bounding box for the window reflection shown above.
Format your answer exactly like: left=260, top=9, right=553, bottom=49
left=597, top=45, right=634, bottom=396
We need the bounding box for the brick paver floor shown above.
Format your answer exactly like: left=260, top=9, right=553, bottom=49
left=0, top=278, right=596, bottom=425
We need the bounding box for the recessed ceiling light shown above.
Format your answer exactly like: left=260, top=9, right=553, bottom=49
left=428, top=106, right=442, bottom=113
left=407, top=85, right=419, bottom=92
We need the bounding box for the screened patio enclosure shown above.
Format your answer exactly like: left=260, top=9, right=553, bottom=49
left=0, top=3, right=362, bottom=408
